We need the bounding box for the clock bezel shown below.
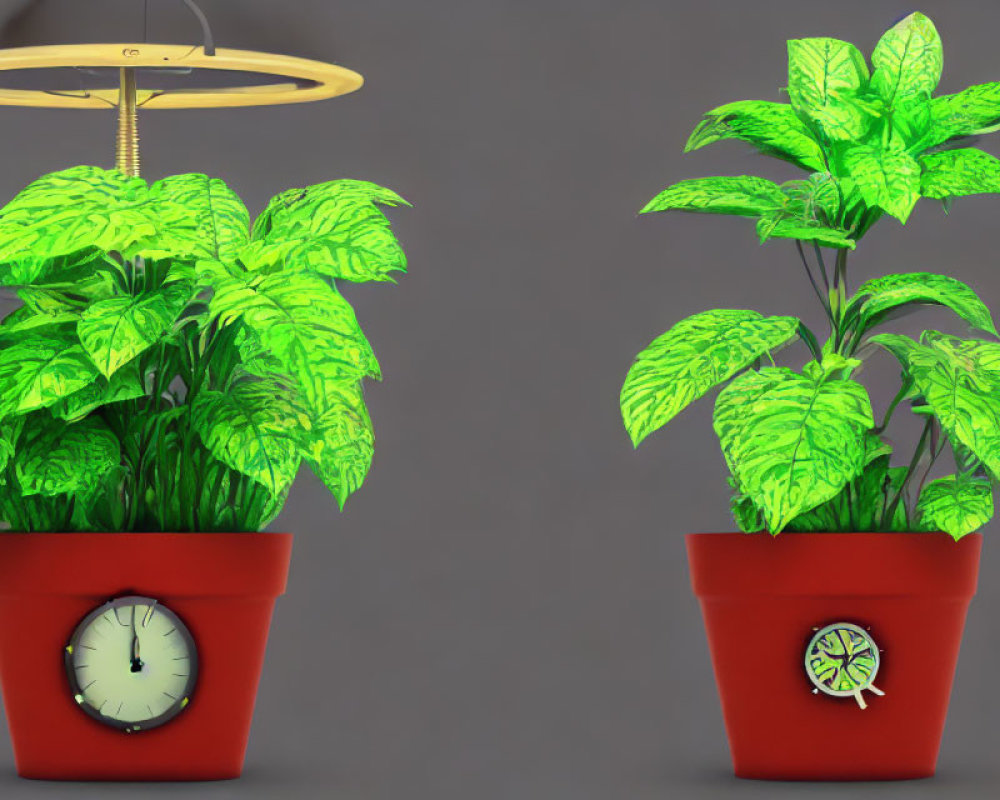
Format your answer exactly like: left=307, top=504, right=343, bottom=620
left=64, top=594, right=199, bottom=733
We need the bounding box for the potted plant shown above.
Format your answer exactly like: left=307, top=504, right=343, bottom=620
left=0, top=165, right=408, bottom=780
left=621, top=12, right=999, bottom=781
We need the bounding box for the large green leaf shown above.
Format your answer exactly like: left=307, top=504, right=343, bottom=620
left=142, top=173, right=250, bottom=263
left=684, top=100, right=826, bottom=171
left=641, top=176, right=784, bottom=217
left=621, top=309, right=800, bottom=446
left=208, top=268, right=378, bottom=383
left=13, top=417, right=119, bottom=496
left=248, top=179, right=409, bottom=283
left=756, top=216, right=856, bottom=248
left=0, top=331, right=99, bottom=417
left=787, top=37, right=870, bottom=140
left=870, top=331, right=1000, bottom=478
left=714, top=366, right=874, bottom=532
left=301, top=379, right=375, bottom=509
left=191, top=378, right=304, bottom=494
left=851, top=272, right=997, bottom=335
left=919, top=148, right=1000, bottom=199
left=785, top=451, right=908, bottom=532
left=870, top=12, right=942, bottom=107
left=51, top=361, right=146, bottom=421
left=840, top=144, right=920, bottom=222
left=916, top=473, right=992, bottom=539
left=0, top=167, right=250, bottom=278
left=0, top=416, right=24, bottom=473
left=77, top=283, right=191, bottom=378
left=926, top=82, right=1000, bottom=148
left=0, top=167, right=152, bottom=272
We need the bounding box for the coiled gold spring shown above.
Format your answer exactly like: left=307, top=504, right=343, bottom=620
left=116, top=67, right=139, bottom=177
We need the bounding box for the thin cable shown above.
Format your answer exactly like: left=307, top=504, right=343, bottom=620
left=144, top=1, right=216, bottom=55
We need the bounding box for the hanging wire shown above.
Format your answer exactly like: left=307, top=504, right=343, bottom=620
left=142, top=0, right=215, bottom=55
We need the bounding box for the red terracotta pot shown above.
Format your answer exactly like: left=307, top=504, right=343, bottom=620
left=687, top=532, right=982, bottom=781
left=0, top=532, right=292, bottom=781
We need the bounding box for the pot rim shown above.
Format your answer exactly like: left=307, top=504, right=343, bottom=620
left=686, top=531, right=982, bottom=598
left=0, top=531, right=293, bottom=597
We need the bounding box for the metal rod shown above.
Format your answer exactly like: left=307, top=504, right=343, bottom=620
left=116, top=67, right=140, bottom=177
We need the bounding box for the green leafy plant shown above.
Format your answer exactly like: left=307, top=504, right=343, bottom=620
left=0, top=165, right=408, bottom=532
left=620, top=12, right=1000, bottom=539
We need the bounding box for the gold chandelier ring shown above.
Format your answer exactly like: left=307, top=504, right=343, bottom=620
left=0, top=43, right=363, bottom=109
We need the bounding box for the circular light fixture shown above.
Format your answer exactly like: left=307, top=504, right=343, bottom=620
left=0, top=43, right=363, bottom=110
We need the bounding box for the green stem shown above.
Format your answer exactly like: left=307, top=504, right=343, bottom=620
left=875, top=375, right=914, bottom=434
left=795, top=241, right=835, bottom=331
left=811, top=242, right=830, bottom=292
left=883, top=416, right=933, bottom=527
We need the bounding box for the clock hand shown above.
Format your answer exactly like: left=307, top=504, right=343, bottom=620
left=130, top=605, right=143, bottom=673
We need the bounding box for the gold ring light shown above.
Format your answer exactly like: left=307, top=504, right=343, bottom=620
left=0, top=0, right=364, bottom=175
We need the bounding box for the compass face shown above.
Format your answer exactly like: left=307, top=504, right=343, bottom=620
left=804, top=622, right=883, bottom=708
left=65, top=596, right=197, bottom=732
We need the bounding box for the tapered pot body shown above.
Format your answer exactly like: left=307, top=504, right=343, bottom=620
left=687, top=532, right=981, bottom=781
left=0, top=532, right=292, bottom=781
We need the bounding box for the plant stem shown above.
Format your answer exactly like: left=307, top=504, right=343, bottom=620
left=875, top=375, right=914, bottom=433
left=795, top=241, right=835, bottom=330
left=883, top=416, right=933, bottom=526
left=811, top=242, right=830, bottom=292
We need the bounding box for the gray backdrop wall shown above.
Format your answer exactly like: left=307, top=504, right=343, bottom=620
left=0, top=1, right=997, bottom=798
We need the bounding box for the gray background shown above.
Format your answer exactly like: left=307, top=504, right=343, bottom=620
left=0, top=0, right=997, bottom=798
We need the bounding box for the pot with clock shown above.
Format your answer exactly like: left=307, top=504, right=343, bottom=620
left=0, top=1, right=409, bottom=782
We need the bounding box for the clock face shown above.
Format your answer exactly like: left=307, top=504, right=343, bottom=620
left=65, top=595, right=198, bottom=732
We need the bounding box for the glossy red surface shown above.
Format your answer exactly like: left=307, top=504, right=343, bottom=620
left=686, top=532, right=982, bottom=781
left=0, top=532, right=292, bottom=781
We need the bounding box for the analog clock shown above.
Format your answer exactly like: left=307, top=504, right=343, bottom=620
left=65, top=595, right=198, bottom=732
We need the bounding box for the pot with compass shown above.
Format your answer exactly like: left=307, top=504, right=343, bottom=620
left=0, top=0, right=408, bottom=782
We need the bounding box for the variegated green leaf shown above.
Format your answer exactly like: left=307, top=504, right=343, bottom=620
left=0, top=306, right=78, bottom=339
left=728, top=476, right=765, bottom=533
left=248, top=179, right=409, bottom=282
left=77, top=283, right=191, bottom=377
left=621, top=309, right=800, bottom=446
left=0, top=416, right=24, bottom=473
left=890, top=92, right=932, bottom=147
left=926, top=82, right=1000, bottom=148
left=714, top=366, right=874, bottom=532
left=13, top=417, right=119, bottom=496
left=870, top=331, right=1000, bottom=479
left=209, top=269, right=378, bottom=383
left=916, top=473, right=992, bottom=539
left=301, top=379, right=375, bottom=509
left=780, top=173, right=848, bottom=224
left=191, top=378, right=305, bottom=494
left=684, top=100, right=826, bottom=171
left=870, top=12, right=942, bottom=107
left=142, top=173, right=250, bottom=263
left=787, top=37, right=870, bottom=140
left=841, top=144, right=920, bottom=222
left=851, top=272, right=996, bottom=335
left=641, top=176, right=784, bottom=217
left=919, top=148, right=1000, bottom=199
left=0, top=250, right=109, bottom=289
left=51, top=361, right=146, bottom=422
left=756, top=216, right=856, bottom=248
left=786, top=451, right=908, bottom=532
left=0, top=331, right=99, bottom=417
left=0, top=167, right=154, bottom=270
